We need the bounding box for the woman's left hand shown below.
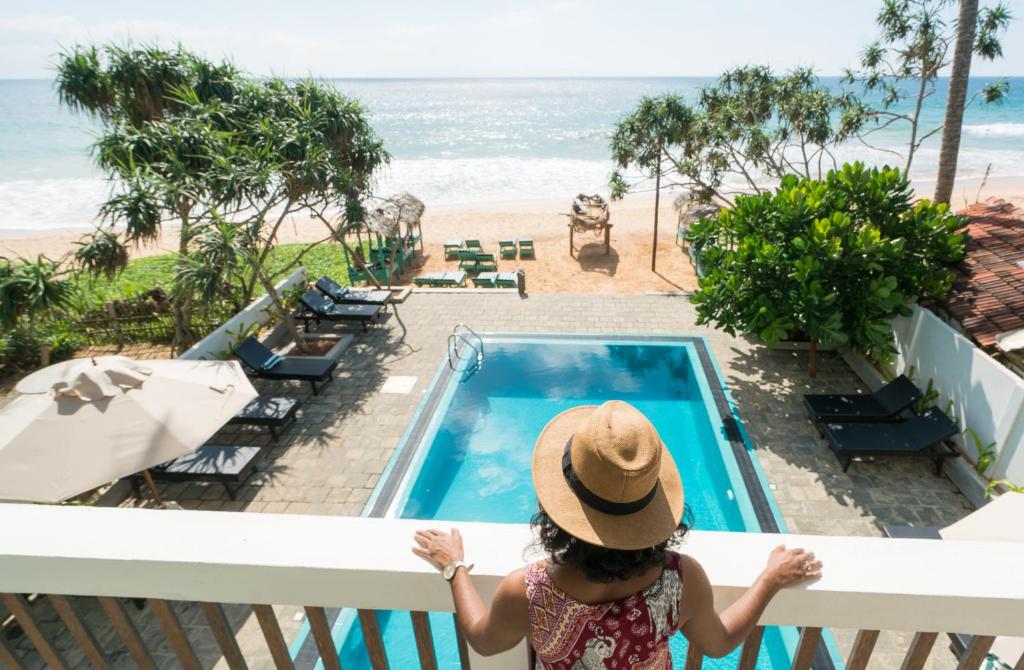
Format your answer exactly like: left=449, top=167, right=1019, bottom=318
left=412, top=528, right=465, bottom=570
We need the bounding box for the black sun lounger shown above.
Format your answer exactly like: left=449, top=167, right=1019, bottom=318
left=804, top=374, right=921, bottom=424
left=234, top=337, right=337, bottom=395
left=143, top=444, right=264, bottom=499
left=315, top=275, right=392, bottom=308
left=229, top=395, right=301, bottom=442
left=822, top=406, right=960, bottom=474
left=297, top=290, right=382, bottom=332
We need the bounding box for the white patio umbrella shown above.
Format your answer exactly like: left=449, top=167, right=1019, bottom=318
left=0, top=356, right=258, bottom=504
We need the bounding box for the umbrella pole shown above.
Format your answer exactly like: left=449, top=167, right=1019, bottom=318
left=141, top=469, right=165, bottom=506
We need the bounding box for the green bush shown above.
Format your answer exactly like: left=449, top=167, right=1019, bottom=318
left=0, top=323, right=81, bottom=373
left=688, top=162, right=967, bottom=368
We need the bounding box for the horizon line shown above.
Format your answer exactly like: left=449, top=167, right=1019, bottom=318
left=2, top=74, right=1024, bottom=82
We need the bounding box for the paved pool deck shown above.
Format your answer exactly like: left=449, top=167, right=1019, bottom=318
left=7, top=291, right=973, bottom=669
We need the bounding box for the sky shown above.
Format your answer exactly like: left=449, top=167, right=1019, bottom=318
left=0, top=0, right=1021, bottom=79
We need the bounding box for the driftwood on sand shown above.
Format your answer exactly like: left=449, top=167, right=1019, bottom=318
left=562, top=193, right=612, bottom=257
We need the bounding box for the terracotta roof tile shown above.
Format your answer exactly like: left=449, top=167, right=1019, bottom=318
left=945, top=199, right=1024, bottom=351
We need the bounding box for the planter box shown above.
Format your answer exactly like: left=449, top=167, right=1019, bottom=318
left=279, top=333, right=353, bottom=361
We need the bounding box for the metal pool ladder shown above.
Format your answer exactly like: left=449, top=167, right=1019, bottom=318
left=448, top=323, right=484, bottom=374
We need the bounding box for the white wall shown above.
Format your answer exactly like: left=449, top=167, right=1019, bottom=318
left=179, top=268, right=307, bottom=361
left=889, top=305, right=1024, bottom=484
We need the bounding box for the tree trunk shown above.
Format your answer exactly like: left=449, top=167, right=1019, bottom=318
left=651, top=141, right=663, bottom=272
left=935, top=0, right=979, bottom=205
left=171, top=200, right=196, bottom=353
left=256, top=270, right=309, bottom=353
left=809, top=339, right=819, bottom=378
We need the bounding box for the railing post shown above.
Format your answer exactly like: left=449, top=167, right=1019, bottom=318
left=2, top=593, right=68, bottom=669
left=411, top=611, right=438, bottom=670
left=453, top=613, right=472, bottom=670
left=304, top=606, right=342, bottom=670
left=900, top=632, right=938, bottom=670
left=48, top=595, right=109, bottom=670
left=253, top=604, right=295, bottom=670
left=149, top=599, right=201, bottom=670
left=957, top=636, right=996, bottom=670
left=791, top=627, right=822, bottom=670
left=199, top=602, right=248, bottom=670
left=846, top=629, right=880, bottom=670
left=737, top=625, right=765, bottom=670
left=357, top=609, right=390, bottom=670
left=97, top=596, right=156, bottom=670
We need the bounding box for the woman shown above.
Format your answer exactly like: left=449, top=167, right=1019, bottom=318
left=413, top=400, right=821, bottom=668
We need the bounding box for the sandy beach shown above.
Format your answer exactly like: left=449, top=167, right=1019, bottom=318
left=3, top=175, right=1023, bottom=295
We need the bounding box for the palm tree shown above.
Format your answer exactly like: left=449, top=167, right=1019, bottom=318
left=934, top=0, right=979, bottom=205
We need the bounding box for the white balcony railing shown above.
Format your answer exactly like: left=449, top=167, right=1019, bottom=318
left=1, top=504, right=1023, bottom=669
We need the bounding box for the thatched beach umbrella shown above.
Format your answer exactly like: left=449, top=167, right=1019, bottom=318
left=343, top=193, right=426, bottom=287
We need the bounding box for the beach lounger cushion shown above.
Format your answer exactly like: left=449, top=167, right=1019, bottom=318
left=495, top=271, right=519, bottom=288
left=473, top=272, right=498, bottom=287
left=414, top=272, right=444, bottom=286
left=229, top=395, right=301, bottom=442
left=149, top=445, right=263, bottom=499
left=315, top=276, right=391, bottom=306
left=297, top=290, right=382, bottom=331
left=822, top=407, right=959, bottom=474
left=804, top=375, right=921, bottom=423
left=234, top=338, right=337, bottom=395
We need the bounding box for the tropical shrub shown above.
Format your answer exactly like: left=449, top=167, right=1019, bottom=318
left=688, top=162, right=967, bottom=372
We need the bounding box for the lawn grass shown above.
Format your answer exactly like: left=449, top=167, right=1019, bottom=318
left=72, top=243, right=352, bottom=308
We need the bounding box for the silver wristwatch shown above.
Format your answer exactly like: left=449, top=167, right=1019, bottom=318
left=442, top=560, right=472, bottom=581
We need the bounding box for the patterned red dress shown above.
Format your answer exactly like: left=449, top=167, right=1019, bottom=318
left=525, top=551, right=685, bottom=670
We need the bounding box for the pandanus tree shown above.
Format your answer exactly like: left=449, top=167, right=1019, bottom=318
left=179, top=78, right=388, bottom=350
left=56, top=44, right=388, bottom=352
left=56, top=45, right=242, bottom=349
left=610, top=67, right=866, bottom=209
left=844, top=0, right=1011, bottom=178
left=0, top=256, right=73, bottom=330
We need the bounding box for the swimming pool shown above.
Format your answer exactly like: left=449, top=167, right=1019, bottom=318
left=291, top=334, right=834, bottom=669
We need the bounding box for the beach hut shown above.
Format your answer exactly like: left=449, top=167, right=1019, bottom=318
left=342, top=193, right=425, bottom=287
left=562, top=193, right=612, bottom=257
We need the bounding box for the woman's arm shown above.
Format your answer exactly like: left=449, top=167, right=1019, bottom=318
left=413, top=528, right=530, bottom=656
left=680, top=545, right=821, bottom=658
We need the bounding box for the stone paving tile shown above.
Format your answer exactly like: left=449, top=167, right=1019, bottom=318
left=9, top=292, right=974, bottom=669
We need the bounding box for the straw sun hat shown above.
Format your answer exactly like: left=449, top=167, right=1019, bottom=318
left=532, top=400, right=685, bottom=550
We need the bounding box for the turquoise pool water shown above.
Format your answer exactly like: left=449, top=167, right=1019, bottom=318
left=294, top=336, right=812, bottom=669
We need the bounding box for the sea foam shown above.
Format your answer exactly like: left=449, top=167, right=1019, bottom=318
left=963, top=123, right=1024, bottom=138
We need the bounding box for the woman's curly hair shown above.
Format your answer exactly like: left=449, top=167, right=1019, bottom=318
left=531, top=506, right=692, bottom=583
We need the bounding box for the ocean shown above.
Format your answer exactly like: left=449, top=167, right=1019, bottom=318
left=0, top=77, right=1022, bottom=231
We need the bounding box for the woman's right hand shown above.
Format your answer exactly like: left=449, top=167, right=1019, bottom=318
left=761, top=545, right=822, bottom=591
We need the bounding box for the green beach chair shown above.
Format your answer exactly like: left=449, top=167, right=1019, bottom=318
left=494, top=271, right=519, bottom=288
left=518, top=239, right=535, bottom=259
left=465, top=239, right=483, bottom=252
left=473, top=272, right=498, bottom=288
left=457, top=249, right=479, bottom=273
left=439, top=271, right=468, bottom=287
left=499, top=240, right=517, bottom=260
left=414, top=272, right=445, bottom=287
left=475, top=253, right=498, bottom=273
left=443, top=240, right=463, bottom=261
